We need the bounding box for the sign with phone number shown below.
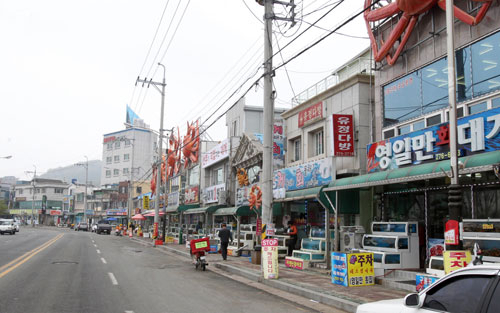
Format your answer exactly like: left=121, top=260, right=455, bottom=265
left=332, top=252, right=375, bottom=287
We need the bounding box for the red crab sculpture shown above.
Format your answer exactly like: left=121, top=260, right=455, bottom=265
left=364, top=0, right=492, bottom=65
left=166, top=127, right=181, bottom=180
left=150, top=166, right=157, bottom=196
left=182, top=120, right=200, bottom=168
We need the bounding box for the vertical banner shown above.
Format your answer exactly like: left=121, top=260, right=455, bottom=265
left=262, top=238, right=279, bottom=279
left=332, top=114, right=355, bottom=156
left=332, top=252, right=348, bottom=286
left=445, top=220, right=459, bottom=245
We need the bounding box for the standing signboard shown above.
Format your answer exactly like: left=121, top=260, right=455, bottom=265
left=332, top=252, right=375, bottom=287
left=443, top=250, right=472, bottom=274
left=262, top=238, right=279, bottom=279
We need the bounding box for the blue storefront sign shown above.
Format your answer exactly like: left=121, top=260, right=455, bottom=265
left=331, top=252, right=348, bottom=287
left=367, top=107, right=500, bottom=173
left=273, top=158, right=333, bottom=192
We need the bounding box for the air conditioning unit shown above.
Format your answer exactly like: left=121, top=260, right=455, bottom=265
left=340, top=226, right=365, bottom=251
left=218, top=190, right=227, bottom=205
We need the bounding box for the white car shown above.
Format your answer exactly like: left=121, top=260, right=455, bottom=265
left=0, top=219, right=16, bottom=235
left=356, top=263, right=500, bottom=313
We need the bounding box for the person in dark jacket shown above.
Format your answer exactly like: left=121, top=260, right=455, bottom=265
left=218, top=223, right=233, bottom=260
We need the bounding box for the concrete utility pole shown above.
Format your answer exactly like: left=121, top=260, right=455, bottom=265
left=137, top=63, right=166, bottom=244
left=445, top=0, right=462, bottom=249
left=77, top=157, right=89, bottom=224
left=31, top=166, right=36, bottom=227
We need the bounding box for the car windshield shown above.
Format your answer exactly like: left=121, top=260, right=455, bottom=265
left=80, top=223, right=88, bottom=226
left=0, top=221, right=9, bottom=225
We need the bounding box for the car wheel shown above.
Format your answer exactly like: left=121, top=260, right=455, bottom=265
left=11, top=230, right=15, bottom=235
left=0, top=232, right=4, bottom=235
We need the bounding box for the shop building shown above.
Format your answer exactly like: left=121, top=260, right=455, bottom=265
left=324, top=2, right=500, bottom=268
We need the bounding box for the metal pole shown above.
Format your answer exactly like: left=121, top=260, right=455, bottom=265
left=129, top=133, right=135, bottom=224
left=31, top=166, right=36, bottom=227
left=84, top=156, right=88, bottom=224
left=446, top=0, right=462, bottom=249
left=154, top=63, right=166, bottom=243
left=261, top=0, right=274, bottom=231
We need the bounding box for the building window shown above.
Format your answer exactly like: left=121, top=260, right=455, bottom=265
left=107, top=143, right=113, bottom=150
left=41, top=188, right=46, bottom=193
left=125, top=139, right=131, bottom=147
left=115, top=141, right=120, bottom=149
left=123, top=168, right=129, bottom=175
left=413, top=120, right=425, bottom=131
left=54, top=188, right=63, bottom=194
left=426, top=114, right=441, bottom=127
left=292, top=138, right=301, bottom=162
left=106, top=157, right=112, bottom=164
left=113, top=169, right=119, bottom=176
left=313, top=130, right=324, bottom=156
left=188, top=165, right=200, bottom=186
left=114, top=155, right=120, bottom=163
left=399, top=124, right=411, bottom=135
left=36, top=188, right=40, bottom=194
left=468, top=102, right=487, bottom=115
left=232, top=120, right=238, bottom=137
left=492, top=97, right=500, bottom=108
left=124, top=154, right=130, bottom=162
left=106, top=170, right=111, bottom=177
left=383, top=129, right=395, bottom=139
left=18, top=189, right=23, bottom=195
left=213, top=167, right=223, bottom=185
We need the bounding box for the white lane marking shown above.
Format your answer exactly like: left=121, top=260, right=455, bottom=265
left=96, top=249, right=101, bottom=254
left=108, top=272, right=118, bottom=285
left=93, top=244, right=97, bottom=247
left=125, top=311, right=134, bottom=313
left=101, top=257, right=107, bottom=264
left=92, top=240, right=95, bottom=243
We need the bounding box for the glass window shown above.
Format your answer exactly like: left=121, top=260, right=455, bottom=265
left=422, top=57, right=449, bottom=114
left=55, top=188, right=63, bottom=194
left=456, top=46, right=473, bottom=102
left=113, top=169, right=119, bottom=176
left=398, top=238, right=409, bottom=249
left=383, top=129, right=395, bottom=139
left=471, top=31, right=500, bottom=97
left=124, top=154, right=130, bottom=162
left=492, top=97, right=500, bottom=108
left=106, top=157, right=112, bottom=164
left=213, top=168, right=223, bottom=185
left=313, top=130, right=324, bottom=156
left=247, top=165, right=261, bottom=184
left=486, top=282, right=500, bottom=313
left=106, top=170, right=111, bottom=177
left=123, top=168, right=129, bottom=175
left=293, top=138, right=301, bottom=161
left=188, top=165, right=200, bottom=186
left=413, top=120, right=425, bottom=131
left=18, top=189, right=23, bottom=195
left=384, top=72, right=421, bottom=126
left=426, top=114, right=441, bottom=126
left=41, top=188, right=46, bottom=193
left=114, top=141, right=120, bottom=149
left=114, top=155, right=120, bottom=163
left=125, top=139, right=131, bottom=147
left=107, top=143, right=113, bottom=150
left=399, top=124, right=411, bottom=135
left=423, top=275, right=492, bottom=312
left=468, top=102, right=487, bottom=115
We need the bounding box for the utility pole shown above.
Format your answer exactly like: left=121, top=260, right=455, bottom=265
left=30, top=166, right=36, bottom=227
left=77, top=157, right=89, bottom=225
left=446, top=0, right=462, bottom=249
left=137, top=63, right=166, bottom=245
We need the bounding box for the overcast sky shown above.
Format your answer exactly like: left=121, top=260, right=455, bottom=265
left=0, top=0, right=369, bottom=181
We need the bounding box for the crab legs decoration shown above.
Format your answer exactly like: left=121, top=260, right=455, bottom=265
left=248, top=185, right=262, bottom=212
left=364, top=0, right=492, bottom=65
left=166, top=127, right=181, bottom=181
left=182, top=120, right=200, bottom=168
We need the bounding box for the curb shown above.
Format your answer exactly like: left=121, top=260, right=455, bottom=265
left=129, top=238, right=359, bottom=313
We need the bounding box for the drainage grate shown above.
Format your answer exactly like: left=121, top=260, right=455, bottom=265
left=52, top=261, right=79, bottom=265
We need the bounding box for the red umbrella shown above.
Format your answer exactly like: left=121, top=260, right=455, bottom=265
left=144, top=211, right=165, bottom=217
left=131, top=214, right=146, bottom=220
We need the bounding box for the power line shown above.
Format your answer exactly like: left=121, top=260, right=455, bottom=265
left=242, top=0, right=263, bottom=24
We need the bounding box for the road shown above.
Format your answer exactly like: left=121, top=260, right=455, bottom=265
left=0, top=227, right=317, bottom=313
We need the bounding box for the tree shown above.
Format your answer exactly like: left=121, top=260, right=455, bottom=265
left=0, top=200, right=9, bottom=216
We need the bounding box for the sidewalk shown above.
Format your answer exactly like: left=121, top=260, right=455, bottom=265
left=129, top=236, right=408, bottom=313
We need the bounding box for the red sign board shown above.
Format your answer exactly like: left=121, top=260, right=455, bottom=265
left=256, top=218, right=262, bottom=237
left=184, top=186, right=199, bottom=204
left=445, top=220, right=460, bottom=245
left=50, top=210, right=62, bottom=216
left=285, top=258, right=305, bottom=270
left=103, top=136, right=116, bottom=143
left=298, top=102, right=323, bottom=127
left=332, top=114, right=355, bottom=156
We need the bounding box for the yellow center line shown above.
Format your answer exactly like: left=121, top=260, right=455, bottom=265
left=0, top=234, right=64, bottom=279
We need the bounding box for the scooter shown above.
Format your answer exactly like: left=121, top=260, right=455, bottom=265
left=192, top=250, right=208, bottom=271
left=190, top=237, right=210, bottom=271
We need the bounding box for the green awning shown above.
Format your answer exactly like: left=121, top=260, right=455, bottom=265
left=177, top=204, right=200, bottom=212
left=274, top=186, right=325, bottom=202
left=255, top=202, right=283, bottom=216
left=183, top=205, right=224, bottom=215
left=324, top=150, right=500, bottom=192
left=214, top=205, right=253, bottom=216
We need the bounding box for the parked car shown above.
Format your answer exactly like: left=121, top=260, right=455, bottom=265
left=76, top=223, right=89, bottom=231
left=0, top=219, right=16, bottom=235
left=356, top=263, right=500, bottom=313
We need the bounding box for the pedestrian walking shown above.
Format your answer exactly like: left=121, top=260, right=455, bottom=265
left=287, top=220, right=298, bottom=256
left=218, top=223, right=232, bottom=261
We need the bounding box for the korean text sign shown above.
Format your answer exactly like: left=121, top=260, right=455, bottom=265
left=298, top=101, right=323, bottom=127
left=273, top=158, right=332, bottom=192
left=367, top=107, right=500, bottom=172
left=285, top=258, right=305, bottom=270
left=332, top=252, right=375, bottom=287
left=201, top=139, right=230, bottom=168
left=443, top=250, right=472, bottom=274
left=333, top=114, right=355, bottom=156
left=262, top=238, right=279, bottom=279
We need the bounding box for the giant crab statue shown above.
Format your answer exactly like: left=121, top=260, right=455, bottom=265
left=364, top=0, right=492, bottom=65
left=182, top=120, right=200, bottom=168
left=166, top=127, right=181, bottom=181
left=150, top=166, right=157, bottom=196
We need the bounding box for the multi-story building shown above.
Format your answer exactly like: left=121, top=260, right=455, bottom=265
left=101, top=122, right=157, bottom=187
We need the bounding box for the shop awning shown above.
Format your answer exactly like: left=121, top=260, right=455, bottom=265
left=183, top=205, right=225, bottom=215
left=178, top=204, right=200, bottom=212
left=213, top=205, right=253, bottom=216
left=324, top=150, right=500, bottom=192
left=274, top=186, right=324, bottom=202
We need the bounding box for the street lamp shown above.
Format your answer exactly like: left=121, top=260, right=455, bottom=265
left=76, top=157, right=89, bottom=224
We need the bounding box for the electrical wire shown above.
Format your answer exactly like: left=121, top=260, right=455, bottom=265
left=242, top=0, right=263, bottom=24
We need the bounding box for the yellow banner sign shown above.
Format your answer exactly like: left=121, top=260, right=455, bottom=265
left=444, top=250, right=472, bottom=274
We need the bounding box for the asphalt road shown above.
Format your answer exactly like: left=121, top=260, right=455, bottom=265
left=0, top=227, right=316, bottom=313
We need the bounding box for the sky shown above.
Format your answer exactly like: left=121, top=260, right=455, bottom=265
left=0, top=0, right=370, bottom=181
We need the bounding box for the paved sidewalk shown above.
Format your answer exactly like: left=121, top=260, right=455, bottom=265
left=129, top=236, right=407, bottom=313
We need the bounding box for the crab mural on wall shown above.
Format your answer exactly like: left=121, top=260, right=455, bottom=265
left=364, top=0, right=492, bottom=65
